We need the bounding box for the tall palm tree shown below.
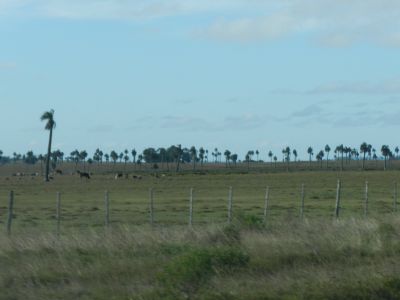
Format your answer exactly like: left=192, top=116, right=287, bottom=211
left=190, top=146, right=197, bottom=171
left=224, top=150, right=231, bottom=167
left=325, top=145, right=331, bottom=168
left=268, top=151, right=273, bottom=165
left=336, top=144, right=345, bottom=171
left=40, top=109, right=56, bottom=182
left=381, top=145, right=391, bottom=171
left=307, top=146, right=313, bottom=167
left=360, top=142, right=369, bottom=170
left=293, top=149, right=298, bottom=162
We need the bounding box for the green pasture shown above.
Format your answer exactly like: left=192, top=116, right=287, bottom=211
left=1, top=168, right=400, bottom=233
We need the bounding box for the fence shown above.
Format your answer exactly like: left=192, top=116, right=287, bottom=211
left=2, top=179, right=400, bottom=236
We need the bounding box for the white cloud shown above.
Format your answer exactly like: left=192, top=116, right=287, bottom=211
left=201, top=0, right=400, bottom=46
left=1, top=0, right=400, bottom=47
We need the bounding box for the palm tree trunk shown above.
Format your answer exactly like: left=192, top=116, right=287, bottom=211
left=362, top=153, right=366, bottom=170
left=44, top=128, right=53, bottom=182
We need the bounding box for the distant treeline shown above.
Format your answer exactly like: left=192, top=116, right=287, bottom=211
left=0, top=143, right=398, bottom=171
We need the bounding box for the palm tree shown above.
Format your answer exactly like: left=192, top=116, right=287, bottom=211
left=336, top=144, right=345, bottom=171
left=316, top=150, right=324, bottom=168
left=283, top=147, right=291, bottom=171
left=293, top=149, right=298, bottom=162
left=360, top=142, right=369, bottom=170
left=131, top=149, right=137, bottom=164
left=307, top=146, right=313, bottom=167
left=381, top=145, right=391, bottom=171
left=273, top=156, right=278, bottom=168
left=110, top=151, right=118, bottom=168
left=231, top=154, right=238, bottom=166
left=224, top=150, right=231, bottom=167
left=256, top=150, right=259, bottom=162
left=268, top=151, right=273, bottom=165
left=395, top=147, right=399, bottom=159
left=190, top=146, right=197, bottom=171
left=79, top=150, right=88, bottom=171
left=199, top=147, right=205, bottom=167
left=325, top=145, right=331, bottom=168
left=40, top=109, right=56, bottom=182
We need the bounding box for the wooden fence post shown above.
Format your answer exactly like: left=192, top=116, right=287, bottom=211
left=335, top=180, right=341, bottom=219
left=149, top=188, right=154, bottom=226
left=7, top=191, right=14, bottom=236
left=56, top=192, right=61, bottom=236
left=228, top=186, right=233, bottom=224
left=300, top=184, right=305, bottom=219
left=189, top=188, right=194, bottom=227
left=105, top=190, right=110, bottom=227
left=263, top=186, right=270, bottom=224
left=364, top=181, right=368, bottom=217
left=394, top=182, right=398, bottom=212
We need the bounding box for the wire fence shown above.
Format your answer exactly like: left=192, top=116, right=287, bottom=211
left=1, top=179, right=400, bottom=235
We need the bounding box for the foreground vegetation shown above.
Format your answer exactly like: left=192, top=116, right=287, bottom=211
left=2, top=217, right=400, bottom=299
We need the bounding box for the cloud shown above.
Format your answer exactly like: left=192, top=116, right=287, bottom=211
left=0, top=62, right=16, bottom=69
left=272, top=79, right=400, bottom=96
left=290, top=104, right=324, bottom=118
left=2, top=0, right=400, bottom=47
left=200, top=0, right=400, bottom=47
left=308, top=79, right=400, bottom=95
left=0, top=0, right=256, bottom=20
left=152, top=113, right=269, bottom=132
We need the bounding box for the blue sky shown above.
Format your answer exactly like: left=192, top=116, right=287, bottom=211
left=1, top=0, right=400, bottom=160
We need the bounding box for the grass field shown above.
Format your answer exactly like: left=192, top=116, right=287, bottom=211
left=1, top=165, right=400, bottom=232
left=2, top=218, right=400, bottom=299
left=2, top=164, right=400, bottom=299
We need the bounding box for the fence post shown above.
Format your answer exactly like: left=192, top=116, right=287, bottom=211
left=228, top=186, right=233, bottom=224
left=149, top=188, right=154, bottom=226
left=394, top=182, right=398, bottom=212
left=300, top=184, right=305, bottom=219
left=335, top=180, right=341, bottom=219
left=364, top=181, right=368, bottom=217
left=56, top=192, right=61, bottom=236
left=189, top=188, right=194, bottom=227
left=105, top=190, right=110, bottom=227
left=7, top=191, right=14, bottom=236
left=263, top=186, right=270, bottom=224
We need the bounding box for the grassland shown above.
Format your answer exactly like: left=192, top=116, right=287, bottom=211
left=0, top=164, right=400, bottom=232
left=1, top=163, right=400, bottom=299
left=2, top=218, right=400, bottom=299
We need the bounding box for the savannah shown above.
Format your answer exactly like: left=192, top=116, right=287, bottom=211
left=2, top=1, right=400, bottom=299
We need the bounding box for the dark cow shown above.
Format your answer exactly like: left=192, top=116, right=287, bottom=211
left=55, top=169, right=63, bottom=175
left=77, top=170, right=90, bottom=179
left=115, top=173, right=123, bottom=180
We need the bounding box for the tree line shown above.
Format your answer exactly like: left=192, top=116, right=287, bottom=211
left=1, top=110, right=398, bottom=180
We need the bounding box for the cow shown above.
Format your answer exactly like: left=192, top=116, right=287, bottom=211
left=77, top=170, right=90, bottom=179
left=55, top=169, right=63, bottom=175
left=115, top=173, right=123, bottom=180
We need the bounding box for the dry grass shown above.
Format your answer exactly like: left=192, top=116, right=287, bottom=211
left=2, top=216, right=400, bottom=299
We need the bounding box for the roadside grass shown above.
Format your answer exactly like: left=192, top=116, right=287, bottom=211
left=2, top=216, right=400, bottom=299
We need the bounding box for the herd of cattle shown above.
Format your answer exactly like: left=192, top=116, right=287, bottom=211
left=8, top=170, right=160, bottom=181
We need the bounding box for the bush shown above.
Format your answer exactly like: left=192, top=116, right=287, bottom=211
left=159, top=246, right=249, bottom=296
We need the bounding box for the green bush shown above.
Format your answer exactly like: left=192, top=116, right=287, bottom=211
left=159, top=246, right=249, bottom=296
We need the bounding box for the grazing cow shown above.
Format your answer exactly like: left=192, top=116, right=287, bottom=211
left=55, top=169, right=63, bottom=175
left=77, top=170, right=91, bottom=179
left=132, top=175, right=142, bottom=180
left=115, top=173, right=123, bottom=180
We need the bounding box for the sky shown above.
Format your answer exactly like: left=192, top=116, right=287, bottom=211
left=1, top=0, right=400, bottom=160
